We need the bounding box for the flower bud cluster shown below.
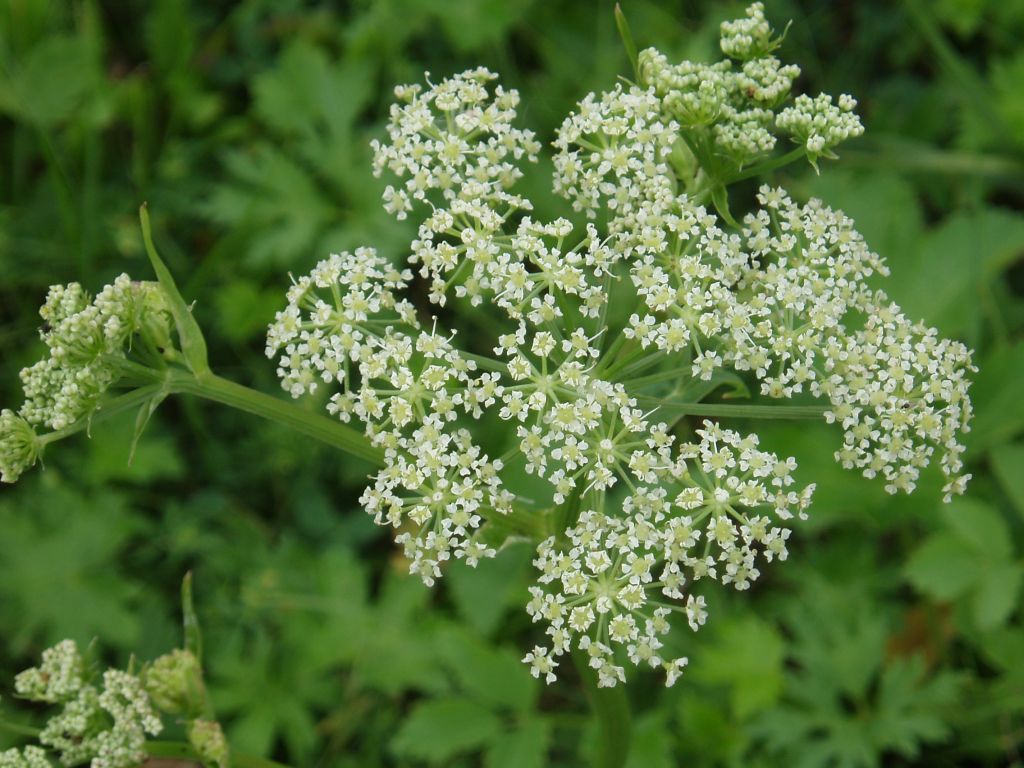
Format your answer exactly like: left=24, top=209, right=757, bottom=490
left=776, top=93, right=864, bottom=166
left=12, top=641, right=163, bottom=768
left=143, top=649, right=202, bottom=715
left=0, top=276, right=179, bottom=484
left=17, top=277, right=170, bottom=432
left=555, top=2, right=860, bottom=215
left=188, top=719, right=229, bottom=768
left=0, top=410, right=38, bottom=483
left=719, top=2, right=786, bottom=60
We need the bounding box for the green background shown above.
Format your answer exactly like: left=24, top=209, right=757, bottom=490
left=2, top=0, right=1024, bottom=765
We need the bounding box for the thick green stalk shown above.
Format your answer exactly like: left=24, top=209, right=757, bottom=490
left=36, top=371, right=384, bottom=467
left=170, top=371, right=384, bottom=466
left=572, top=650, right=632, bottom=768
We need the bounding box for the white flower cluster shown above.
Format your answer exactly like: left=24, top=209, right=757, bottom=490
left=552, top=84, right=678, bottom=221
left=361, top=422, right=513, bottom=585
left=12, top=641, right=163, bottom=768
left=267, top=249, right=513, bottom=583
left=266, top=248, right=414, bottom=399
left=823, top=306, right=974, bottom=500
left=728, top=188, right=972, bottom=498
left=266, top=1, right=975, bottom=687
left=0, top=747, right=50, bottom=768
left=524, top=421, right=810, bottom=687
left=370, top=67, right=541, bottom=220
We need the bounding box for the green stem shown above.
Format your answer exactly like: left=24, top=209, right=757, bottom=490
left=35, top=371, right=384, bottom=467
left=36, top=384, right=168, bottom=447
left=725, top=146, right=808, bottom=184
left=572, top=650, right=631, bottom=768
left=171, top=371, right=384, bottom=466
left=460, top=351, right=508, bottom=373
left=841, top=136, right=1024, bottom=185
left=0, top=717, right=42, bottom=738
left=635, top=398, right=828, bottom=420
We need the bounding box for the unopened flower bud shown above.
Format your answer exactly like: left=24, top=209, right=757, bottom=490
left=144, top=649, right=203, bottom=715
left=0, top=409, right=39, bottom=484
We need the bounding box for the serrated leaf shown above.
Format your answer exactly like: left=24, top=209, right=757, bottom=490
left=446, top=543, right=532, bottom=636
left=203, top=145, right=334, bottom=268
left=434, top=627, right=537, bottom=712
left=940, top=497, right=1012, bottom=560
left=0, top=35, right=98, bottom=126
left=690, top=614, right=784, bottom=719
left=897, top=209, right=1024, bottom=335
left=0, top=482, right=142, bottom=652
left=973, top=563, right=1024, bottom=630
left=391, top=698, right=501, bottom=763
left=904, top=532, right=982, bottom=600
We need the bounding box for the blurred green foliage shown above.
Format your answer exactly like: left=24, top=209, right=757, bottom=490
left=2, top=0, right=1023, bottom=765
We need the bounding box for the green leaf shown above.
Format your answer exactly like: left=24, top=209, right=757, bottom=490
left=446, top=543, right=532, bottom=636
left=940, top=497, right=1012, bottom=560
left=435, top=628, right=537, bottom=713
left=203, top=145, right=334, bottom=268
left=990, top=442, right=1024, bottom=519
left=252, top=42, right=372, bottom=144
left=0, top=482, right=143, bottom=652
left=967, top=343, right=1024, bottom=451
left=83, top=407, right=184, bottom=483
left=0, top=35, right=98, bottom=126
left=484, top=719, right=551, bottom=768
left=391, top=698, right=502, bottom=764
left=416, top=0, right=537, bottom=53
left=710, top=184, right=738, bottom=227
left=615, top=4, right=640, bottom=80
left=127, top=391, right=167, bottom=466
left=895, top=209, right=1024, bottom=335
left=690, top=614, right=784, bottom=719
left=904, top=532, right=982, bottom=600
left=140, top=204, right=210, bottom=375
left=973, top=563, right=1024, bottom=630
